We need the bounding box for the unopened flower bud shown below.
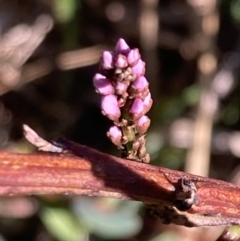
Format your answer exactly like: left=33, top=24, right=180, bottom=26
left=132, top=59, right=145, bottom=77
left=115, top=80, right=130, bottom=95
left=143, top=93, right=153, bottom=114
left=136, top=115, right=151, bottom=134
left=115, top=54, right=128, bottom=68
left=129, top=98, right=144, bottom=120
left=130, top=76, right=149, bottom=97
left=101, top=51, right=114, bottom=69
left=115, top=38, right=130, bottom=55
left=127, top=49, right=140, bottom=66
left=101, top=95, right=121, bottom=121
left=107, top=126, right=123, bottom=147
left=93, top=73, right=114, bottom=95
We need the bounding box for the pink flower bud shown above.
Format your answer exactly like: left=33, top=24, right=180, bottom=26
left=107, top=126, right=123, bottom=147
left=136, top=115, right=151, bottom=134
left=101, top=95, right=121, bottom=121
left=115, top=81, right=130, bottom=95
left=133, top=76, right=148, bottom=89
left=132, top=59, right=145, bottom=77
left=129, top=98, right=144, bottom=120
left=115, top=38, right=130, bottom=55
left=130, top=76, right=149, bottom=97
left=143, top=93, right=153, bottom=114
left=115, top=54, right=128, bottom=68
left=93, top=73, right=114, bottom=95
left=127, top=49, right=140, bottom=66
left=101, top=51, right=114, bottom=69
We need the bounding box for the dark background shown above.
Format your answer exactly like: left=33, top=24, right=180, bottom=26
left=0, top=0, right=239, bottom=240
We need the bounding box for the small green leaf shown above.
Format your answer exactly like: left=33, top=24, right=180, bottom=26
left=40, top=206, right=86, bottom=241
left=73, top=198, right=142, bottom=239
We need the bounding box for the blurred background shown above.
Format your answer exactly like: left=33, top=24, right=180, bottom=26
left=0, top=0, right=239, bottom=240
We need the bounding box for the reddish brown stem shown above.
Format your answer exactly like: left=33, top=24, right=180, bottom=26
left=0, top=143, right=240, bottom=223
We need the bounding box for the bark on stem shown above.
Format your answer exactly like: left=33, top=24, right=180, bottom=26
left=0, top=142, right=240, bottom=223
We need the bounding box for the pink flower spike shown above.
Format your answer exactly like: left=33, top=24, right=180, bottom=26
left=115, top=54, right=128, bottom=68
left=132, top=59, right=145, bottom=77
left=101, top=51, right=114, bottom=69
left=129, top=98, right=144, bottom=120
left=101, top=95, right=121, bottom=121
left=136, top=115, right=151, bottom=134
left=115, top=38, right=130, bottom=55
left=107, top=126, right=123, bottom=147
left=143, top=93, right=153, bottom=114
left=93, top=73, right=115, bottom=95
left=127, top=49, right=140, bottom=66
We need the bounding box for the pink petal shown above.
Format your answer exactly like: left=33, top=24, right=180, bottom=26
left=101, top=51, right=114, bottom=69
left=107, top=126, right=123, bottom=147
left=115, top=38, right=130, bottom=55
left=101, top=95, right=121, bottom=121
left=129, top=98, right=144, bottom=120
left=115, top=54, right=128, bottom=68
left=136, top=115, right=151, bottom=134
left=93, top=73, right=114, bottom=95
left=143, top=93, right=153, bottom=114
left=127, top=49, right=140, bottom=66
left=132, top=59, right=145, bottom=77
left=132, top=76, right=149, bottom=90
left=115, top=81, right=130, bottom=95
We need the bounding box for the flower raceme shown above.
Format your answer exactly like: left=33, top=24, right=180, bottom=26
left=93, top=38, right=152, bottom=163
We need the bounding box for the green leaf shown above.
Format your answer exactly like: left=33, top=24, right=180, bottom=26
left=40, top=206, right=86, bottom=241
left=73, top=198, right=143, bottom=239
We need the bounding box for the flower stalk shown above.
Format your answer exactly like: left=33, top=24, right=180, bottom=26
left=93, top=38, right=152, bottom=163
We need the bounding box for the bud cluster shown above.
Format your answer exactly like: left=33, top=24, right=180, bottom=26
left=93, top=38, right=152, bottom=163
